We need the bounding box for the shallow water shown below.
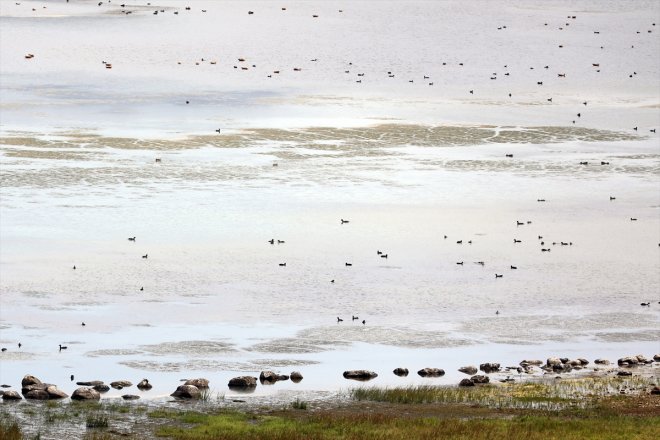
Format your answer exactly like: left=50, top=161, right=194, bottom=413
left=1, top=0, right=659, bottom=403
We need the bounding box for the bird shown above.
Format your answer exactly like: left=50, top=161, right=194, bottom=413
left=362, top=320, right=366, bottom=325
left=510, top=265, right=517, bottom=269
left=70, top=375, right=74, bottom=381
left=341, top=219, right=349, bottom=224
left=279, top=263, right=286, bottom=266
left=81, top=322, right=85, bottom=326
left=268, top=239, right=275, bottom=244
left=456, top=261, right=464, bottom=265
left=140, top=287, right=144, bottom=291
left=128, top=237, right=136, bottom=241
left=630, top=218, right=637, bottom=221
left=18, top=343, right=21, bottom=348
left=352, top=315, right=359, bottom=321
left=142, top=254, right=148, bottom=259
left=610, top=196, right=616, bottom=200
left=380, top=254, right=388, bottom=258
left=377, top=250, right=382, bottom=255
left=337, top=317, right=343, bottom=322
left=496, top=310, right=500, bottom=315
left=514, top=239, right=521, bottom=243
left=330, top=279, right=335, bottom=283
left=495, top=274, right=503, bottom=278
left=215, top=128, right=221, bottom=133
left=345, top=262, right=352, bottom=266
left=59, top=344, right=67, bottom=350
left=73, top=265, right=76, bottom=270
left=277, top=240, right=285, bottom=244
left=1, top=348, right=6, bottom=352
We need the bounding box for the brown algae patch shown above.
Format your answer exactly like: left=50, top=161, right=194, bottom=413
left=138, top=340, right=237, bottom=356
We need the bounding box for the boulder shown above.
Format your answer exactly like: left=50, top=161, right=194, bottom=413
left=45, top=385, right=68, bottom=399
left=651, top=386, right=660, bottom=395
left=520, top=359, right=543, bottom=367
left=110, top=380, right=132, bottom=389
left=594, top=358, right=610, bottom=365
left=1, top=391, right=22, bottom=400
left=21, top=375, right=42, bottom=388
left=171, top=385, right=201, bottom=399
left=459, top=378, right=475, bottom=387
left=635, top=355, right=651, bottom=364
left=479, top=363, right=500, bottom=374
left=93, top=384, right=110, bottom=393
left=228, top=376, right=258, bottom=388
left=393, top=368, right=409, bottom=377
left=259, top=371, right=289, bottom=384
left=617, top=370, right=633, bottom=377
left=546, top=357, right=562, bottom=368
left=290, top=371, right=303, bottom=383
left=417, top=368, right=445, bottom=377
left=618, top=356, right=639, bottom=367
left=471, top=375, right=490, bottom=384
left=184, top=378, right=209, bottom=388
left=577, top=358, right=589, bottom=366
left=25, top=389, right=49, bottom=400
left=76, top=381, right=104, bottom=387
left=654, top=354, right=660, bottom=362
left=343, top=370, right=378, bottom=380
left=458, top=366, right=478, bottom=375
left=22, top=383, right=47, bottom=395
left=122, top=394, right=140, bottom=400
left=137, top=379, right=153, bottom=390
left=71, top=387, right=101, bottom=401
left=560, top=357, right=569, bottom=364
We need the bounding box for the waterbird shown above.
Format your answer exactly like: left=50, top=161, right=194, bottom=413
left=268, top=239, right=274, bottom=244
left=1, top=348, right=6, bottom=352
left=362, top=320, right=366, bottom=325
left=142, top=254, right=148, bottom=259
left=495, top=274, right=503, bottom=278
left=496, top=310, right=499, bottom=315
left=505, top=154, right=513, bottom=157
left=516, top=221, right=524, bottom=226
left=475, top=261, right=485, bottom=266
left=640, top=302, right=650, bottom=306
left=18, top=343, right=21, bottom=348
left=277, top=240, right=285, bottom=244
left=73, top=265, right=76, bottom=270
left=128, top=237, right=135, bottom=241
left=279, top=263, right=286, bottom=266
left=511, top=265, right=517, bottom=269
left=537, top=199, right=546, bottom=202
left=81, top=322, right=85, bottom=326
left=345, top=262, right=352, bottom=266
left=330, top=280, right=335, bottom=283
left=610, top=196, right=616, bottom=200
left=514, top=239, right=521, bottom=243
left=337, top=317, right=343, bottom=322
left=601, top=161, right=609, bottom=165
left=456, top=261, right=464, bottom=265
left=215, top=128, right=221, bottom=133
left=59, top=344, right=67, bottom=351
left=381, top=254, right=388, bottom=258
left=456, top=240, right=463, bottom=244
left=341, top=219, right=349, bottom=224
left=630, top=218, right=637, bottom=221
left=71, top=375, right=74, bottom=381
left=377, top=250, right=382, bottom=255
left=352, top=316, right=358, bottom=321
left=140, top=287, right=143, bottom=291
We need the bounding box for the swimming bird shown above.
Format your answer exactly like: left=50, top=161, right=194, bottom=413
left=1, top=348, right=6, bottom=352
left=140, top=287, right=144, bottom=291
left=128, top=236, right=136, bottom=241
left=71, top=375, right=74, bottom=381
left=457, top=240, right=462, bottom=244
left=456, top=261, right=464, bottom=265
left=142, top=254, right=148, bottom=259
left=277, top=240, right=285, bottom=244
left=345, top=262, right=352, bottom=266
left=362, top=320, right=366, bottom=325
left=59, top=344, right=67, bottom=351
left=495, top=274, right=503, bottom=278
left=81, top=322, right=85, bottom=326
left=505, top=154, right=513, bottom=157
left=268, top=239, right=275, bottom=244
left=630, top=218, right=637, bottom=221
left=380, top=254, right=388, bottom=258
left=516, top=221, right=524, bottom=226
left=352, top=315, right=359, bottom=321
left=377, top=250, right=382, bottom=255
left=73, top=265, right=76, bottom=270
left=215, top=128, right=221, bottom=133
left=18, top=343, right=21, bottom=348
left=514, top=239, right=521, bottom=243
left=340, top=219, right=349, bottom=224
left=510, top=265, right=517, bottom=269
left=337, top=317, right=343, bottom=322
left=279, top=263, right=286, bottom=266
left=330, top=280, right=335, bottom=283
left=610, top=196, right=616, bottom=200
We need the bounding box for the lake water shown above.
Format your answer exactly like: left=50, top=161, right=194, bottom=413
left=1, top=0, right=659, bottom=401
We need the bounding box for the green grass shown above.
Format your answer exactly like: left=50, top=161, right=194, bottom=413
left=85, top=413, right=109, bottom=429
left=153, top=410, right=660, bottom=440
left=0, top=416, right=22, bottom=440
left=291, top=398, right=308, bottom=410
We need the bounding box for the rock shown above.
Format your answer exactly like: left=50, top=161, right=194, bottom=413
left=618, top=356, right=639, bottom=367
left=343, top=370, right=379, bottom=380
left=122, top=394, right=140, bottom=400
left=617, top=370, right=633, bottom=376
left=184, top=378, right=209, bottom=388
left=110, top=380, right=132, bottom=389
left=137, top=379, right=153, bottom=390
left=635, top=354, right=651, bottom=364
left=171, top=384, right=200, bottom=399
left=76, top=380, right=104, bottom=387
left=594, top=358, right=610, bottom=365
left=21, top=375, right=42, bottom=388
left=71, top=387, right=101, bottom=401
left=1, top=391, right=22, bottom=400
left=25, top=389, right=49, bottom=400
left=654, top=354, right=660, bottom=362
left=45, top=385, right=68, bottom=399
left=290, top=371, right=303, bottom=383
left=393, top=368, right=409, bottom=377
left=93, top=384, right=110, bottom=393
left=520, top=359, right=543, bottom=367
left=479, top=363, right=500, bottom=373
left=417, top=368, right=445, bottom=377
left=546, top=357, right=562, bottom=368
left=560, top=357, right=569, bottom=364
left=228, top=376, right=258, bottom=388
left=259, top=371, right=289, bottom=384
left=577, top=358, right=589, bottom=366
left=471, top=375, right=490, bottom=384
left=651, top=386, right=660, bottom=395
left=458, top=366, right=478, bottom=375
left=22, top=383, right=47, bottom=395
left=459, top=378, right=475, bottom=387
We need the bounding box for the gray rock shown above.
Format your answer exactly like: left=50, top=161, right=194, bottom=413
left=617, top=370, right=633, bottom=376
left=45, top=385, right=68, bottom=399
left=458, top=366, right=478, bottom=375
left=343, top=370, right=378, bottom=380
left=635, top=354, right=651, bottom=364
left=170, top=384, right=200, bottom=399
left=290, top=371, right=303, bottom=383
left=520, top=359, right=543, bottom=367
left=76, top=380, right=104, bottom=387
left=21, top=375, right=42, bottom=388
left=459, top=378, right=475, bottom=387
left=577, top=358, right=589, bottom=366
left=259, top=371, right=289, bottom=384
left=137, top=379, right=153, bottom=390
left=25, top=389, right=49, bottom=400
left=471, top=375, right=490, bottom=384
left=594, top=358, right=610, bottom=365
left=184, top=378, right=209, bottom=388
left=654, top=354, right=660, bottom=362
left=618, top=356, right=639, bottom=367
left=228, top=376, right=258, bottom=388
left=393, top=368, right=409, bottom=377
left=479, top=363, right=500, bottom=374
left=71, top=387, right=101, bottom=401
left=110, top=380, right=132, bottom=389
left=122, top=394, right=140, bottom=400
left=1, top=390, right=22, bottom=400
left=93, top=384, right=110, bottom=393
left=546, top=357, right=562, bottom=367
left=417, top=368, right=445, bottom=377
left=22, top=383, right=47, bottom=395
